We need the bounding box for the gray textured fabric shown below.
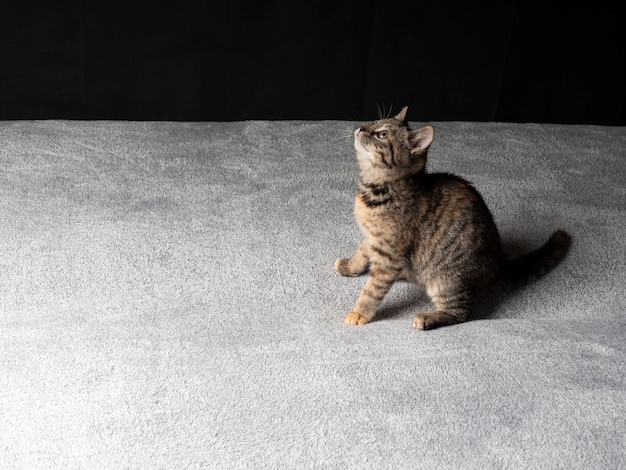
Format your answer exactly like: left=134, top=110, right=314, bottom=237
left=1, top=120, right=625, bottom=469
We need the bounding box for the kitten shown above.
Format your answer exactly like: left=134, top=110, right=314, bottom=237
left=335, top=106, right=572, bottom=329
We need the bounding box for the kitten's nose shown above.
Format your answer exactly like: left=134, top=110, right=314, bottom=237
left=358, top=127, right=366, bottom=133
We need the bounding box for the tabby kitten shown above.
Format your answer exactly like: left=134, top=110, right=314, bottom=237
left=335, top=106, right=572, bottom=329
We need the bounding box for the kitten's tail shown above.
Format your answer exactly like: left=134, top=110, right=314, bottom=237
left=503, top=230, right=572, bottom=285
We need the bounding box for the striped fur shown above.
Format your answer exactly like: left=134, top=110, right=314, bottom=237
left=336, top=107, right=572, bottom=329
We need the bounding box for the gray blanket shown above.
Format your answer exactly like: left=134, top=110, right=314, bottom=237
left=1, top=120, right=625, bottom=469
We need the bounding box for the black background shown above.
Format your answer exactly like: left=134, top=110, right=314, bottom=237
left=1, top=1, right=624, bottom=124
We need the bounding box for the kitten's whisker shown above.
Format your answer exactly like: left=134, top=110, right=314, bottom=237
left=327, top=127, right=355, bottom=145
left=339, top=111, right=359, bottom=123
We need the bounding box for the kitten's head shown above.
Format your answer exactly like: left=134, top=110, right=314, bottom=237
left=354, top=106, right=433, bottom=179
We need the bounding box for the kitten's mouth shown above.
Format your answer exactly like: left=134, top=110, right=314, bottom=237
left=354, top=127, right=366, bottom=143
left=354, top=128, right=372, bottom=162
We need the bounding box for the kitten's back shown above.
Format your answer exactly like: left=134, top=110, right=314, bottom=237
left=405, top=172, right=504, bottom=292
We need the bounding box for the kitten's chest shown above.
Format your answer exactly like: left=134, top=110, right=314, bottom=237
left=354, top=193, right=403, bottom=237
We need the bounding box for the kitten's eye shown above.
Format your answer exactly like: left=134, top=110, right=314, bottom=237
left=376, top=132, right=388, bottom=140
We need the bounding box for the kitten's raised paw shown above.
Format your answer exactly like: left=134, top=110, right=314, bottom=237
left=335, top=258, right=357, bottom=277
left=344, top=311, right=371, bottom=325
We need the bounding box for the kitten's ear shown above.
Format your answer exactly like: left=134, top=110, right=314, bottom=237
left=409, top=126, right=434, bottom=155
left=394, top=106, right=409, bottom=123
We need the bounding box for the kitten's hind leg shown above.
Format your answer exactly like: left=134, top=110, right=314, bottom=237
left=413, top=310, right=468, bottom=330
left=335, top=240, right=370, bottom=277
left=413, top=280, right=471, bottom=330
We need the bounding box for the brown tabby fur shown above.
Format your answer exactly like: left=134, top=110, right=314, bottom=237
left=335, top=107, right=572, bottom=329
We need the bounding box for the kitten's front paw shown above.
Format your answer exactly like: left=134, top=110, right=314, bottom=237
left=335, top=258, right=356, bottom=276
left=344, top=311, right=371, bottom=326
